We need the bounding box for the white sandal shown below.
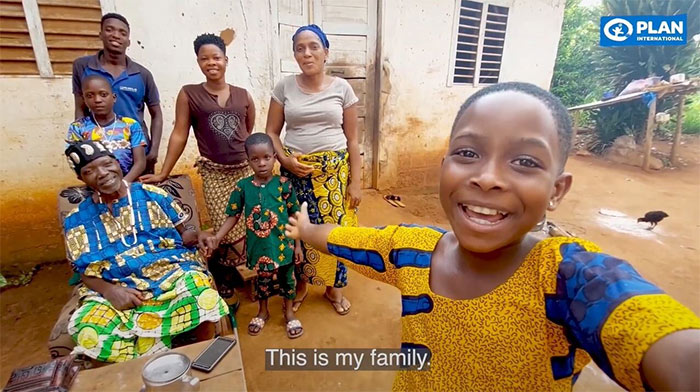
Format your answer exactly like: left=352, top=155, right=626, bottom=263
left=286, top=319, right=304, bottom=339
left=248, top=316, right=268, bottom=336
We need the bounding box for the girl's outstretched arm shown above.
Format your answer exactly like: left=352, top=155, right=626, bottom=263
left=641, top=328, right=700, bottom=391
left=287, top=202, right=442, bottom=287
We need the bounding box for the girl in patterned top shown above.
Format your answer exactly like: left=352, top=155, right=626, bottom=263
left=285, top=82, right=700, bottom=391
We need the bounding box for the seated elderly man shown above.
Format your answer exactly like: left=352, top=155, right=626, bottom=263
left=62, top=140, right=228, bottom=362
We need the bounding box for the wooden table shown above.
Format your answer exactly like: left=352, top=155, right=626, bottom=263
left=71, top=332, right=247, bottom=391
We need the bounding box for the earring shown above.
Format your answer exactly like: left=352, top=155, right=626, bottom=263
left=549, top=200, right=555, bottom=209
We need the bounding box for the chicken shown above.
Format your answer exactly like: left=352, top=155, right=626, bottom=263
left=637, top=211, right=669, bottom=230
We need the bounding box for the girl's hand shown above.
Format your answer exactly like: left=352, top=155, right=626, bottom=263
left=139, top=172, right=167, bottom=184
left=347, top=181, right=362, bottom=209
left=286, top=202, right=310, bottom=240
left=282, top=154, right=313, bottom=178
left=294, top=241, right=304, bottom=265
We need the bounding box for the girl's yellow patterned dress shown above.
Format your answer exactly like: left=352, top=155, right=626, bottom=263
left=327, top=225, right=700, bottom=391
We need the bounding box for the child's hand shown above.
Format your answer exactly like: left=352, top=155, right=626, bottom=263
left=209, top=235, right=221, bottom=253
left=198, top=232, right=218, bottom=258
left=181, top=229, right=198, bottom=247
left=286, top=202, right=310, bottom=240
left=294, top=241, right=304, bottom=265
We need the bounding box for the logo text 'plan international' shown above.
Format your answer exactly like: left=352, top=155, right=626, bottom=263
left=600, top=15, right=687, bottom=47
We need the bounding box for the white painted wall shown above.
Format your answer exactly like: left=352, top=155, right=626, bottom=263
left=0, top=0, right=276, bottom=269
left=113, top=0, right=276, bottom=170
left=499, top=0, right=568, bottom=87
left=377, top=0, right=566, bottom=189
left=0, top=0, right=565, bottom=269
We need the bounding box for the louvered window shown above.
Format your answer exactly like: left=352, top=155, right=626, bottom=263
left=450, top=0, right=509, bottom=86
left=0, top=0, right=38, bottom=74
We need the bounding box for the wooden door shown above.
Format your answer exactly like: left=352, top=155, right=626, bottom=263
left=275, top=0, right=377, bottom=188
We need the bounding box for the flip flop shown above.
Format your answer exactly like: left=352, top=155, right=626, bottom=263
left=286, top=319, right=304, bottom=339
left=248, top=315, right=269, bottom=336
left=383, top=195, right=400, bottom=208
left=391, top=195, right=406, bottom=208
left=291, top=289, right=308, bottom=312
left=324, top=293, right=351, bottom=315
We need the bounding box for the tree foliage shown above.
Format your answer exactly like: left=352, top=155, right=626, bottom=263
left=597, top=0, right=700, bottom=93
left=550, top=0, right=604, bottom=106
left=551, top=0, right=700, bottom=152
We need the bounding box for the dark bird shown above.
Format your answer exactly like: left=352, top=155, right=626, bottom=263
left=637, top=211, right=669, bottom=230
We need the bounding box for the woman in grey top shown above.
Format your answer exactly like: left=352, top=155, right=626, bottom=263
left=266, top=24, right=362, bottom=315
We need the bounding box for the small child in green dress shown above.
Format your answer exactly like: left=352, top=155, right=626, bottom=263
left=209, top=133, right=303, bottom=339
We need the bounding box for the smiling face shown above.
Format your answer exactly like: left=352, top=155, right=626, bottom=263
left=247, top=142, right=276, bottom=180
left=196, top=44, right=228, bottom=80
left=100, top=18, right=130, bottom=54
left=82, top=78, right=115, bottom=117
left=80, top=155, right=124, bottom=194
left=440, top=91, right=572, bottom=253
left=293, top=31, right=328, bottom=76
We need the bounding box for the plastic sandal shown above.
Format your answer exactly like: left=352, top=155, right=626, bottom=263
left=248, top=316, right=269, bottom=336
left=286, top=319, right=304, bottom=339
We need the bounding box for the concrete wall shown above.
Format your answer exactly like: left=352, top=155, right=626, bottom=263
left=0, top=0, right=276, bottom=272
left=377, top=0, right=566, bottom=190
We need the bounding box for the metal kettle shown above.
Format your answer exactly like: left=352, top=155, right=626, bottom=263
left=140, top=352, right=200, bottom=392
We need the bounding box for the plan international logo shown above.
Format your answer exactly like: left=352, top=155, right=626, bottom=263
left=600, top=15, right=687, bottom=46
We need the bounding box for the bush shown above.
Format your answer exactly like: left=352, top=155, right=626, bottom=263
left=683, top=94, right=700, bottom=134
left=596, top=0, right=700, bottom=93
left=656, top=94, right=700, bottom=138
left=590, top=101, right=648, bottom=152
left=590, top=0, right=699, bottom=149
left=550, top=0, right=604, bottom=106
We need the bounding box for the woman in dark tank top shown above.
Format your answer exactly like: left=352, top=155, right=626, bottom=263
left=182, top=82, right=250, bottom=164
left=141, top=33, right=255, bottom=307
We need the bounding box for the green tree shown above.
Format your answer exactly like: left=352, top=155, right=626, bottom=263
left=550, top=0, right=604, bottom=106
left=597, top=0, right=700, bottom=93
left=591, top=0, right=700, bottom=150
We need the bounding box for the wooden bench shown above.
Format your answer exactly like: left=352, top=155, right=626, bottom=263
left=236, top=264, right=257, bottom=301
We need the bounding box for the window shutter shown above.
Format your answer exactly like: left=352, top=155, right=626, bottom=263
left=0, top=0, right=102, bottom=76
left=451, top=0, right=509, bottom=86
left=0, top=0, right=39, bottom=75
left=452, top=0, right=483, bottom=84
left=478, top=4, right=508, bottom=84
left=37, top=0, right=102, bottom=75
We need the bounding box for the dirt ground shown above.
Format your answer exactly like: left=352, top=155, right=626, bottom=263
left=1, top=138, right=698, bottom=391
